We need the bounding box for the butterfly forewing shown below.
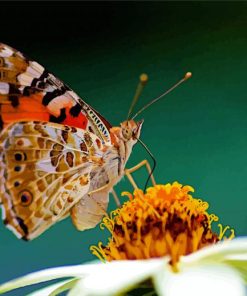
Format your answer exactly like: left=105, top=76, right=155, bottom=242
left=0, top=43, right=112, bottom=144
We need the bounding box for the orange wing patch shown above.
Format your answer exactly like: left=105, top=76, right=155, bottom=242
left=63, top=108, right=88, bottom=130
left=0, top=93, right=49, bottom=129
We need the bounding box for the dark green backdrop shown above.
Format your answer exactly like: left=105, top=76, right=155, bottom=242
left=1, top=2, right=247, bottom=295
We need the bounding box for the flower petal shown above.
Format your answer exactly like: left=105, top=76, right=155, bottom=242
left=26, top=279, right=78, bottom=296
left=179, top=238, right=247, bottom=286
left=68, top=259, right=165, bottom=296
left=153, top=262, right=246, bottom=296
left=0, top=264, right=99, bottom=294
left=222, top=257, right=247, bottom=284
left=181, top=237, right=247, bottom=265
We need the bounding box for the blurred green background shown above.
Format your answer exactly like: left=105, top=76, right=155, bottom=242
left=1, top=2, right=247, bottom=294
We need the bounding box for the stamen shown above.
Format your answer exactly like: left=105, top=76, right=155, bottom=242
left=218, top=224, right=235, bottom=240
left=90, top=242, right=107, bottom=262
left=100, top=216, right=114, bottom=234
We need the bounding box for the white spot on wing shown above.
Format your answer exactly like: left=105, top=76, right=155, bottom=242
left=30, top=61, right=44, bottom=74
left=47, top=92, right=75, bottom=117
left=1, top=204, right=6, bottom=219
left=6, top=223, right=22, bottom=239
left=0, top=82, right=9, bottom=94
left=17, top=73, right=34, bottom=86
left=0, top=46, right=13, bottom=57
left=67, top=90, right=81, bottom=103
left=10, top=124, right=24, bottom=137
left=26, top=65, right=42, bottom=78
left=36, top=159, right=56, bottom=173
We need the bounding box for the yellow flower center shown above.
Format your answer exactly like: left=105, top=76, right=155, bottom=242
left=90, top=182, right=234, bottom=268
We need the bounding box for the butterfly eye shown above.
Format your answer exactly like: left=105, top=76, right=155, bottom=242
left=19, top=190, right=33, bottom=207
left=122, top=128, right=132, bottom=140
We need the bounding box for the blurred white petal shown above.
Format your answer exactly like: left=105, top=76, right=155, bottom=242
left=181, top=238, right=247, bottom=265
left=222, top=258, right=247, bottom=284
left=0, top=264, right=98, bottom=294
left=68, top=259, right=165, bottom=296
left=226, top=254, right=247, bottom=261
left=1, top=239, right=247, bottom=296
left=26, top=279, right=78, bottom=296
left=153, top=263, right=246, bottom=296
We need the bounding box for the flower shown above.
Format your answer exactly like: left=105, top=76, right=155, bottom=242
left=0, top=182, right=246, bottom=296
left=0, top=239, right=246, bottom=296
left=90, top=182, right=234, bottom=270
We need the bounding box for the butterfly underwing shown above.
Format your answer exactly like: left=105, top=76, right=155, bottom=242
left=0, top=43, right=143, bottom=240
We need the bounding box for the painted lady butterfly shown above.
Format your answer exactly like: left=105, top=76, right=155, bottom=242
left=0, top=44, right=143, bottom=240
left=0, top=43, right=191, bottom=241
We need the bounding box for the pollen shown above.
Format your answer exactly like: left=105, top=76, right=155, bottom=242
left=90, top=182, right=234, bottom=268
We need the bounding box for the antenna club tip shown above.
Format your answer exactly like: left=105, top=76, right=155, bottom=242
left=185, top=72, right=192, bottom=80
left=140, top=73, right=148, bottom=85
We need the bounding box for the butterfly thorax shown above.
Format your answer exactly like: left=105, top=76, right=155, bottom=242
left=109, top=119, right=143, bottom=176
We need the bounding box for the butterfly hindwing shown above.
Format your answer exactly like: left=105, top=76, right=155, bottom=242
left=0, top=121, right=106, bottom=240
left=71, top=189, right=110, bottom=231
left=0, top=43, right=112, bottom=144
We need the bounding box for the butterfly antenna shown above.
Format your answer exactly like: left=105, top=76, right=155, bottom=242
left=136, top=138, right=156, bottom=192
left=127, top=73, right=148, bottom=120
left=132, top=72, right=192, bottom=120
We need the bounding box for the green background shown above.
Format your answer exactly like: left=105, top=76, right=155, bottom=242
left=1, top=2, right=247, bottom=294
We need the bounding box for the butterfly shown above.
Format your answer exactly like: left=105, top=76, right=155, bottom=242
left=0, top=43, right=144, bottom=240
left=0, top=44, right=191, bottom=241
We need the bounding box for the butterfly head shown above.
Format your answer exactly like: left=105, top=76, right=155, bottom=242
left=110, top=119, right=143, bottom=150
left=120, top=119, right=143, bottom=143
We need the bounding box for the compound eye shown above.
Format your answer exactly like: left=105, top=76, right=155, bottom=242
left=122, top=128, right=132, bottom=140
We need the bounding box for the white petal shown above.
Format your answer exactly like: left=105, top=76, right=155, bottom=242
left=26, top=279, right=77, bottom=296
left=226, top=254, right=247, bottom=261
left=182, top=237, right=247, bottom=265
left=0, top=264, right=99, bottom=294
left=223, top=256, right=247, bottom=284
left=180, top=238, right=247, bottom=285
left=68, top=259, right=165, bottom=296
left=153, top=263, right=246, bottom=296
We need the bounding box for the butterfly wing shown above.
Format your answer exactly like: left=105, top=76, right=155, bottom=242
left=71, top=190, right=109, bottom=231
left=0, top=43, right=112, bottom=144
left=70, top=153, right=120, bottom=231
left=0, top=120, right=106, bottom=240
left=0, top=44, right=117, bottom=239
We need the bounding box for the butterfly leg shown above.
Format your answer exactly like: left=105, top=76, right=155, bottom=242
left=125, top=160, right=160, bottom=218
left=111, top=188, right=121, bottom=207
left=125, top=159, right=156, bottom=190
left=109, top=159, right=157, bottom=207
left=88, top=183, right=110, bottom=196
